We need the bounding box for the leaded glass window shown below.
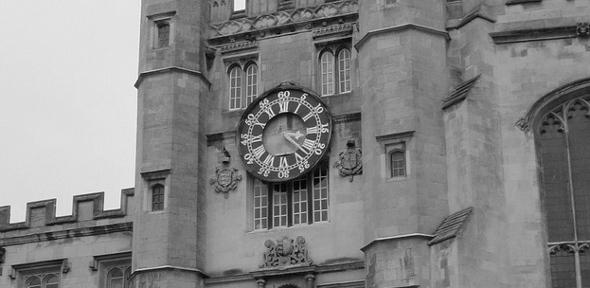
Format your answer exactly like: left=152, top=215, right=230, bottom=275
left=251, top=162, right=328, bottom=230
left=229, top=66, right=243, bottom=110
left=245, top=63, right=258, bottom=106
left=320, top=51, right=335, bottom=96
left=151, top=184, right=164, bottom=211
left=537, top=94, right=590, bottom=288
left=338, top=48, right=351, bottom=93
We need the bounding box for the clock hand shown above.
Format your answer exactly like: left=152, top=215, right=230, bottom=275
left=283, top=132, right=307, bottom=153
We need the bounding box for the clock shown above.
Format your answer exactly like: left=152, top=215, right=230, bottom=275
left=237, top=85, right=332, bottom=182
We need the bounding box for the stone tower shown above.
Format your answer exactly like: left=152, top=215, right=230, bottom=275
left=131, top=0, right=208, bottom=287
left=357, top=1, right=448, bottom=287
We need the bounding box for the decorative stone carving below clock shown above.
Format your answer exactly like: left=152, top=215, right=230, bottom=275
left=261, top=236, right=312, bottom=268
left=209, top=148, right=242, bottom=198
left=334, top=139, right=362, bottom=182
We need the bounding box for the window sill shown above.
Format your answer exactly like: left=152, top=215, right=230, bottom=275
left=321, top=91, right=352, bottom=98
left=387, top=176, right=408, bottom=182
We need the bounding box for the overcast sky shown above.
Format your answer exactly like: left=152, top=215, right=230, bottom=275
left=0, top=1, right=140, bottom=222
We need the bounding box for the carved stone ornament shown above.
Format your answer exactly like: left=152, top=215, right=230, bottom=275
left=577, top=22, right=590, bottom=37
left=209, top=148, right=242, bottom=198
left=261, top=236, right=312, bottom=268
left=334, top=139, right=362, bottom=182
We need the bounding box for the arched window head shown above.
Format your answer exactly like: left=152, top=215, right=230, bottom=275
left=151, top=184, right=165, bottom=211
left=245, top=63, right=258, bottom=106
left=320, top=51, right=335, bottom=96
left=43, top=274, right=59, bottom=288
left=535, top=92, right=590, bottom=288
left=390, top=150, right=406, bottom=178
left=107, top=268, right=124, bottom=288
left=337, top=48, right=351, bottom=93
left=26, top=276, right=41, bottom=288
left=229, top=65, right=243, bottom=110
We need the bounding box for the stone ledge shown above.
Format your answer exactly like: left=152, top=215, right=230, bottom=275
left=0, top=222, right=132, bottom=246
left=490, top=22, right=590, bottom=44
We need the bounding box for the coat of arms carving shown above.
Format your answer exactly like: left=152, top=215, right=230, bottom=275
left=261, top=236, right=312, bottom=268
left=334, top=139, right=362, bottom=182
left=209, top=148, right=242, bottom=198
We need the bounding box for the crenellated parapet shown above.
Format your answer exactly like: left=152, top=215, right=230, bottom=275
left=0, top=188, right=134, bottom=232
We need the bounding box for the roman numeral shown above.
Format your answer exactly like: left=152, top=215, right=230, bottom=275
left=263, top=154, right=275, bottom=167
left=301, top=139, right=316, bottom=153
left=295, top=151, right=306, bottom=162
left=302, top=111, right=314, bottom=121
left=252, top=145, right=266, bottom=159
left=264, top=106, right=276, bottom=118
left=241, top=134, right=262, bottom=146
left=278, top=99, right=289, bottom=113
left=307, top=123, right=329, bottom=134
left=279, top=157, right=288, bottom=168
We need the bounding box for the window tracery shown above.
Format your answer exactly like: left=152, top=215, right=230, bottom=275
left=536, top=94, right=590, bottom=288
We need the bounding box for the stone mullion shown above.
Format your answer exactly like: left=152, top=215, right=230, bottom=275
left=562, top=99, right=582, bottom=288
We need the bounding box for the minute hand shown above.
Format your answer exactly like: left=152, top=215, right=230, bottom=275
left=283, top=132, right=308, bottom=153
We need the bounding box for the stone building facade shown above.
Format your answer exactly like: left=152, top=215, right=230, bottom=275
left=1, top=0, right=590, bottom=288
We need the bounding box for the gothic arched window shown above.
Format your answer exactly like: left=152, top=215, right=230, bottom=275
left=229, top=65, right=243, bottom=110
left=245, top=63, right=258, bottom=106
left=107, top=267, right=124, bottom=288
left=320, top=51, right=335, bottom=96
left=43, top=275, right=59, bottom=288
left=536, top=93, right=590, bottom=288
left=26, top=276, right=41, bottom=288
left=337, top=48, right=351, bottom=93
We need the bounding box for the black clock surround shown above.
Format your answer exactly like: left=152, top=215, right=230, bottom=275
left=237, top=83, right=332, bottom=182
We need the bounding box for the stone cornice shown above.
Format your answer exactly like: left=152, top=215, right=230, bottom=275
left=205, top=261, right=364, bottom=284
left=134, top=66, right=211, bottom=88
left=490, top=22, right=590, bottom=44
left=446, top=5, right=496, bottom=30
left=360, top=233, right=434, bottom=252
left=355, top=24, right=449, bottom=51
left=131, top=265, right=209, bottom=280
left=0, top=222, right=132, bottom=247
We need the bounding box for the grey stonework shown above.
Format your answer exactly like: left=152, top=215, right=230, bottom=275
left=2, top=1, right=590, bottom=288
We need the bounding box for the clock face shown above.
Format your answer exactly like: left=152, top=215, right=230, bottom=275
left=237, top=87, right=332, bottom=182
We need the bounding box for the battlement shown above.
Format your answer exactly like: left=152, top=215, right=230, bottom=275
left=0, top=189, right=134, bottom=232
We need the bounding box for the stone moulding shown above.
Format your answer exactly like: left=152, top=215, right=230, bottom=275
left=0, top=222, right=133, bottom=247
left=209, top=0, right=358, bottom=42
left=442, top=75, right=481, bottom=110
left=516, top=77, right=590, bottom=132
left=205, top=261, right=364, bottom=284
left=134, top=66, right=211, bottom=88
left=354, top=24, right=450, bottom=51
left=220, top=40, right=258, bottom=54
left=9, top=258, right=70, bottom=280
left=490, top=22, right=590, bottom=44
left=445, top=5, right=496, bottom=30
left=313, top=23, right=355, bottom=39
left=89, top=251, right=132, bottom=271
left=0, top=189, right=134, bottom=232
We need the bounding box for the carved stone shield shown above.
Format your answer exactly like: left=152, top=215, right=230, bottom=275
left=217, top=168, right=233, bottom=187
